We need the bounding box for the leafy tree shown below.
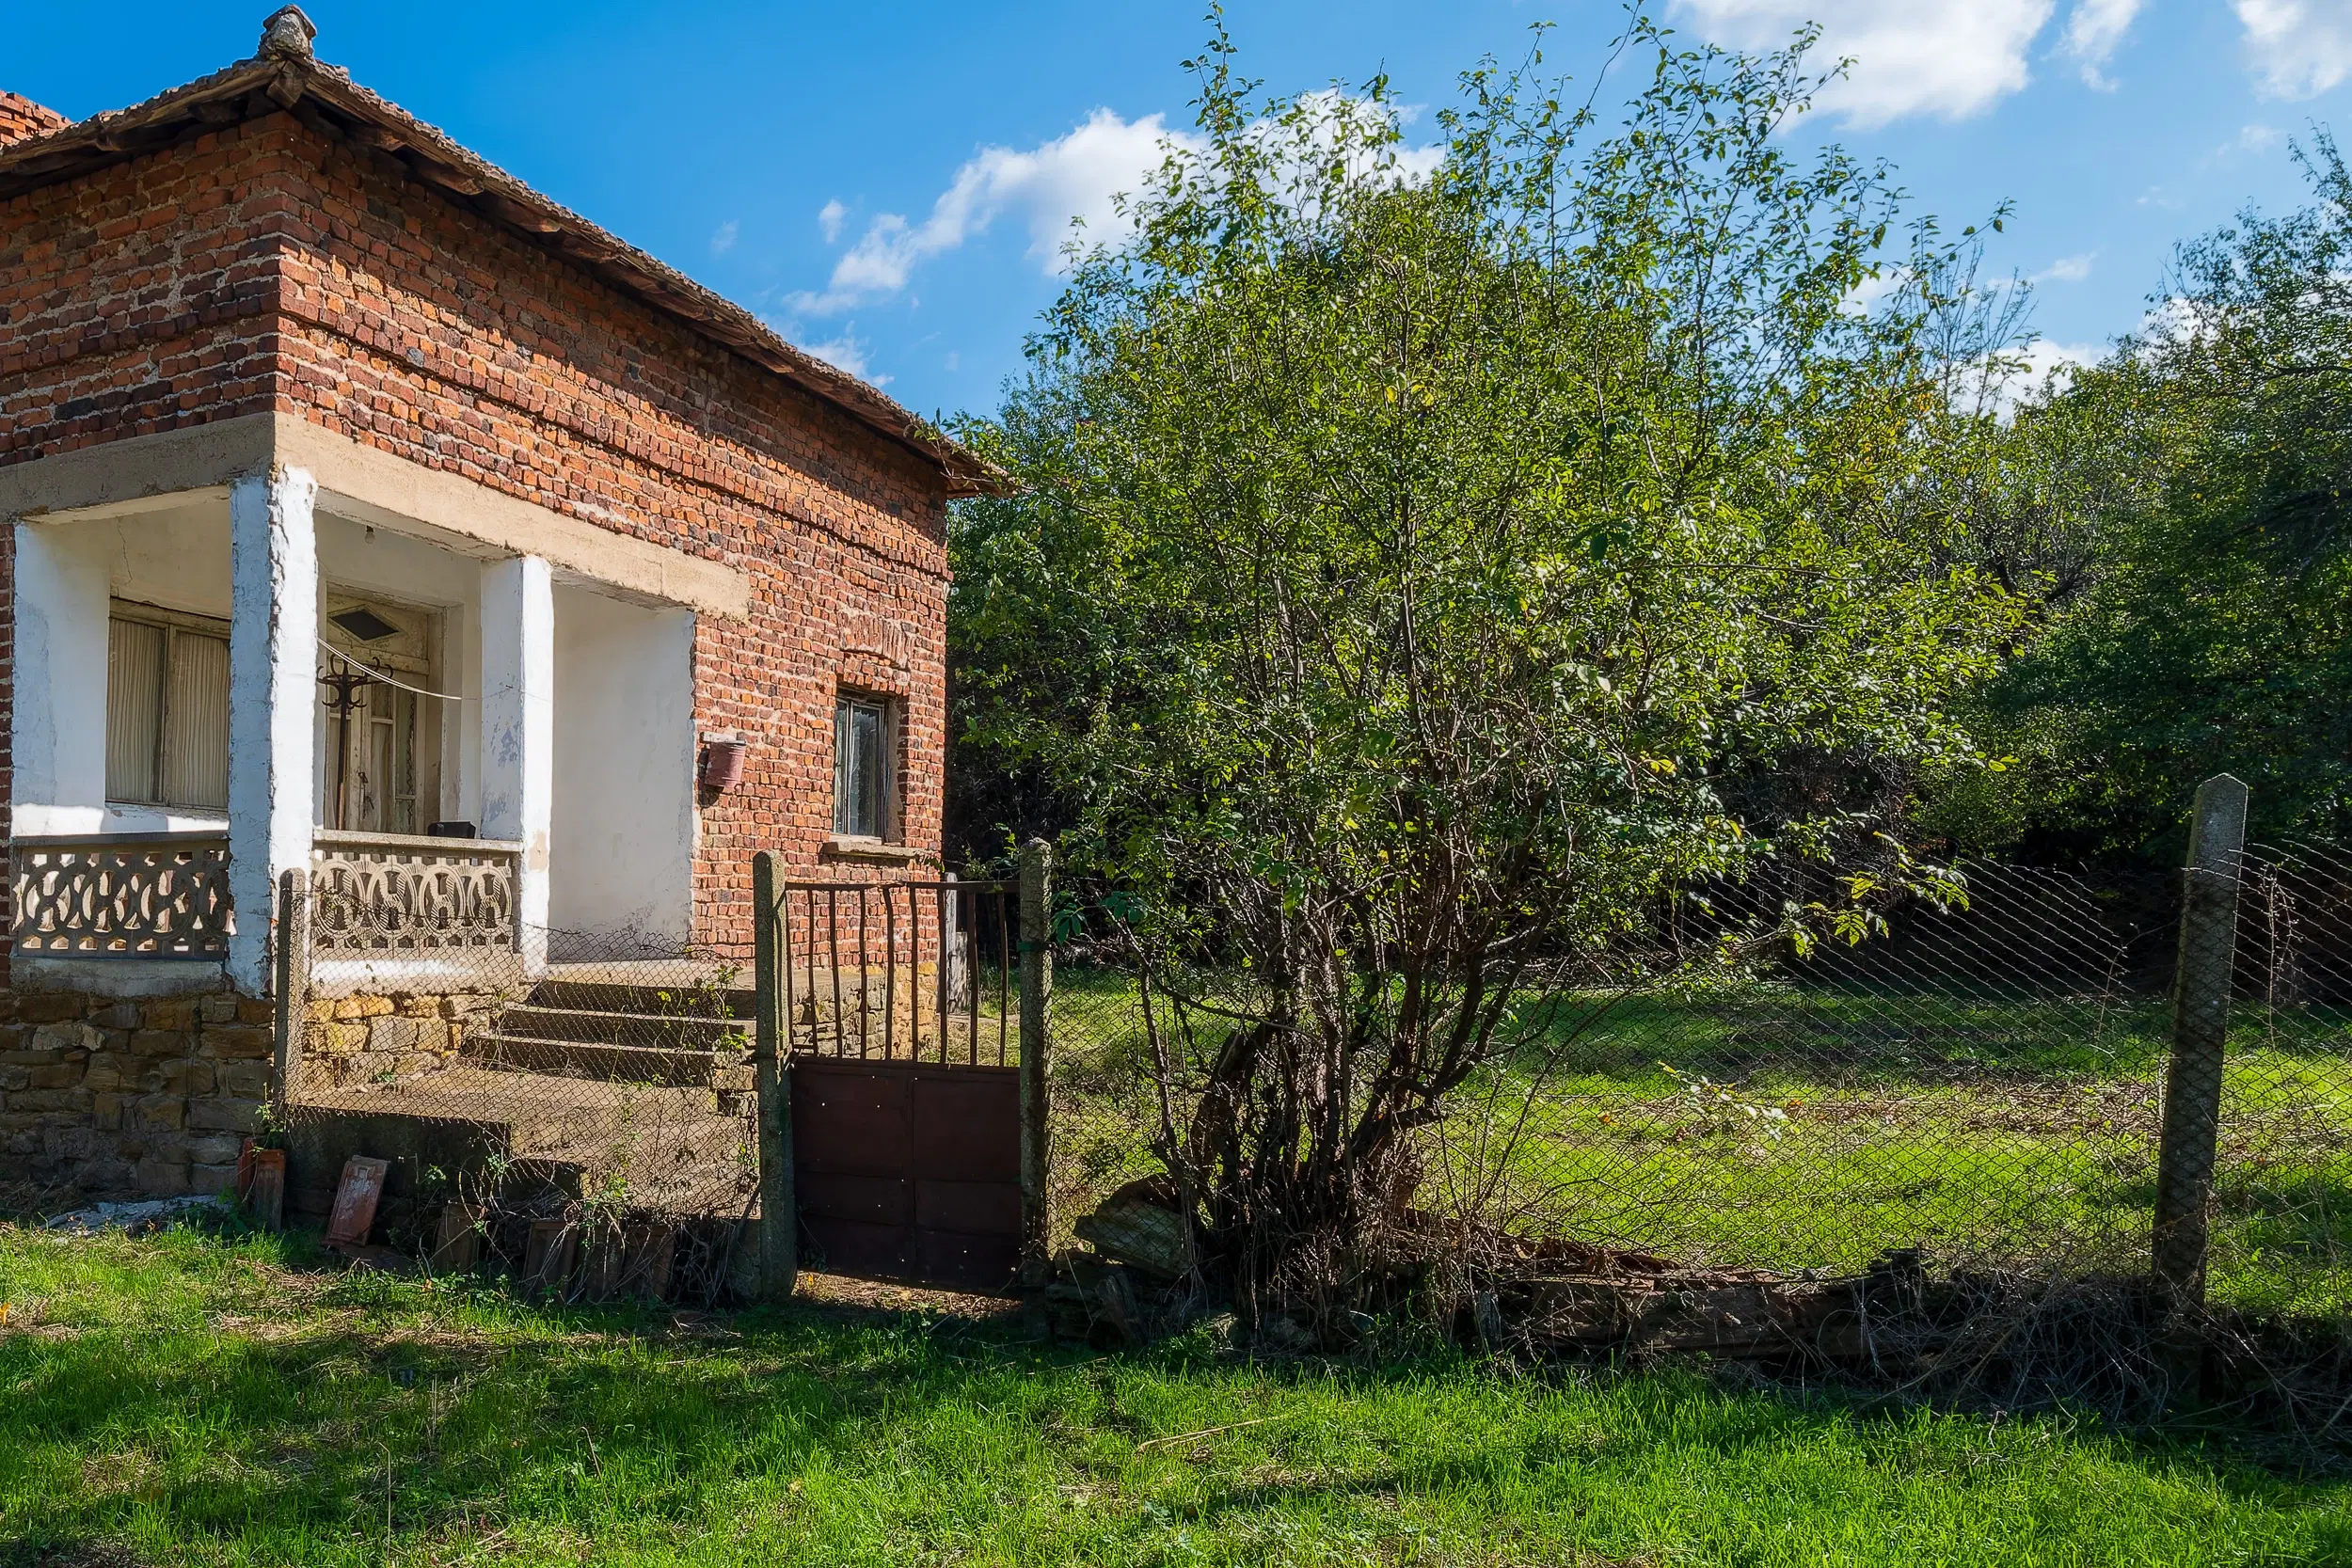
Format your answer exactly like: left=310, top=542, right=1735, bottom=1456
left=1955, top=138, right=2352, bottom=860
left=949, top=20, right=2017, bottom=1315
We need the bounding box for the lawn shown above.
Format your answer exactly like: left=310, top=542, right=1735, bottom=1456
left=4, top=1223, right=2349, bottom=1566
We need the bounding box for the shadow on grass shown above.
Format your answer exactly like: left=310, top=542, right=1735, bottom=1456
left=5, top=1230, right=2349, bottom=1561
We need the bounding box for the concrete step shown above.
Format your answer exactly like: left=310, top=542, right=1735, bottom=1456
left=496, top=1004, right=746, bottom=1050
left=463, top=1031, right=747, bottom=1091
left=527, top=979, right=755, bottom=1019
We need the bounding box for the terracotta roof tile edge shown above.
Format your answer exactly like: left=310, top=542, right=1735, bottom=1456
left=0, top=53, right=1014, bottom=499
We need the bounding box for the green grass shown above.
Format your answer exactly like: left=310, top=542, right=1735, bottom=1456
left=1047, top=975, right=2352, bottom=1318
left=3, top=1226, right=2350, bottom=1566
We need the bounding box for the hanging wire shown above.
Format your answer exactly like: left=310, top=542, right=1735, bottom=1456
left=317, top=639, right=469, bottom=702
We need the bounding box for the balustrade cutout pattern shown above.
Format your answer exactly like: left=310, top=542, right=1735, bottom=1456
left=10, top=834, right=232, bottom=958
left=311, top=832, right=521, bottom=954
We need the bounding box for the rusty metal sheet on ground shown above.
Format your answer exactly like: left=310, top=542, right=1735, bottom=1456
left=324, top=1156, right=389, bottom=1247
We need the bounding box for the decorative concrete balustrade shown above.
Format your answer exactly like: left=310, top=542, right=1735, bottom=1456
left=309, top=832, right=525, bottom=956
left=9, top=832, right=234, bottom=959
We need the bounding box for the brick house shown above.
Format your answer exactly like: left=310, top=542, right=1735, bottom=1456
left=0, top=9, right=999, bottom=1202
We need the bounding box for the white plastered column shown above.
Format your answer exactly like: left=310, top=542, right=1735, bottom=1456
left=480, top=554, right=554, bottom=956
left=227, top=467, right=320, bottom=995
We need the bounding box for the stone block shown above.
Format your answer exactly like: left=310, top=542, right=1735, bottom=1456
left=144, top=1001, right=199, bottom=1032
left=305, top=999, right=337, bottom=1023
left=334, top=995, right=394, bottom=1021
left=188, top=1097, right=263, bottom=1133
left=396, top=995, right=441, bottom=1019
left=158, top=1058, right=215, bottom=1097
left=27, top=1064, right=82, bottom=1090
left=33, top=1022, right=100, bottom=1054
left=89, top=1003, right=142, bottom=1031
left=89, top=1092, right=126, bottom=1132
left=135, top=1156, right=191, bottom=1197
left=368, top=1016, right=421, bottom=1053
left=217, top=1059, right=271, bottom=1099
left=131, top=1029, right=190, bottom=1059
left=136, top=1094, right=188, bottom=1131
left=18, top=995, right=88, bottom=1024
left=0, top=1047, right=66, bottom=1067
left=83, top=1052, right=141, bottom=1092
left=199, top=1026, right=274, bottom=1060
left=40, top=1124, right=106, bottom=1162
left=323, top=1022, right=368, bottom=1055
left=0, top=1066, right=27, bottom=1092
left=237, top=1000, right=275, bottom=1025
left=10, top=1087, right=93, bottom=1114
left=199, top=995, right=240, bottom=1024
left=412, top=1020, right=451, bottom=1055
left=185, top=1132, right=243, bottom=1165
left=189, top=1162, right=238, bottom=1196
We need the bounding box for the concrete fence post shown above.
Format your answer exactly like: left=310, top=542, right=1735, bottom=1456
left=271, top=866, right=311, bottom=1107
left=752, top=850, right=797, bottom=1302
left=2153, top=773, right=2250, bottom=1399
left=1018, top=839, right=1055, bottom=1290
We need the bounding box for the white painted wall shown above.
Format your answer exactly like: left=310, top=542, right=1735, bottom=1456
left=548, top=583, right=695, bottom=950
left=11, top=502, right=235, bottom=835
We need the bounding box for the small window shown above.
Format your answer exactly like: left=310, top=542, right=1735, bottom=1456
left=833, top=694, right=894, bottom=839
left=106, top=602, right=231, bottom=811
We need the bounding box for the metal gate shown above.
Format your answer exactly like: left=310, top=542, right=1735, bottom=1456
left=791, top=1058, right=1020, bottom=1291
left=750, top=856, right=1048, bottom=1297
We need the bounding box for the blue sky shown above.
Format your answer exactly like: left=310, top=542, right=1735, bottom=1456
left=11, top=2, right=2352, bottom=420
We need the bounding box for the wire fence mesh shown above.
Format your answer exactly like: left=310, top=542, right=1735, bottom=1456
left=1039, top=847, right=2352, bottom=1323
left=278, top=886, right=761, bottom=1302
left=263, top=837, right=2352, bottom=1327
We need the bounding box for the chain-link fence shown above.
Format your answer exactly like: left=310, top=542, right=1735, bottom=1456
left=263, top=830, right=2352, bottom=1330
left=1038, top=842, right=2352, bottom=1325
left=278, top=873, right=760, bottom=1302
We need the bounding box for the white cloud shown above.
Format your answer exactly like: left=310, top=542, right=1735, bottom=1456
left=1669, top=0, right=2057, bottom=127
left=2062, top=0, right=2146, bottom=88
left=818, top=199, right=847, bottom=245
left=796, top=97, right=1443, bottom=317
left=1972, top=337, right=2105, bottom=418
left=709, top=219, right=739, bottom=256
left=2022, top=338, right=2104, bottom=379
left=2235, top=1, right=2352, bottom=98
left=797, top=108, right=1200, bottom=316
left=2203, top=121, right=2284, bottom=166
left=2031, top=251, right=2095, bottom=284
left=804, top=332, right=889, bottom=387
left=1841, top=263, right=1913, bottom=315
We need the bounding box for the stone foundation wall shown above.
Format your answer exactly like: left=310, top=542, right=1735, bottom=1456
left=0, top=987, right=275, bottom=1199
left=295, top=990, right=504, bottom=1094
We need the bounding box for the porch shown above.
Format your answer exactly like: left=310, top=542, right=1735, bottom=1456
left=8, top=463, right=705, bottom=994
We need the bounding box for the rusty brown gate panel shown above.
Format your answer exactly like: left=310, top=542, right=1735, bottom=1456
left=791, top=1058, right=1023, bottom=1291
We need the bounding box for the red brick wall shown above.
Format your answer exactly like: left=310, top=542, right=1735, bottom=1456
left=0, top=110, right=953, bottom=958
left=0, top=92, right=67, bottom=150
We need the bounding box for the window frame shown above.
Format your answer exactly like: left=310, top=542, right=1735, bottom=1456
left=105, top=597, right=232, bottom=813
left=831, top=691, right=899, bottom=842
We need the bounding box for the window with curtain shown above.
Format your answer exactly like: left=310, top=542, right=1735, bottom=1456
left=833, top=693, right=894, bottom=839
left=106, top=601, right=231, bottom=811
